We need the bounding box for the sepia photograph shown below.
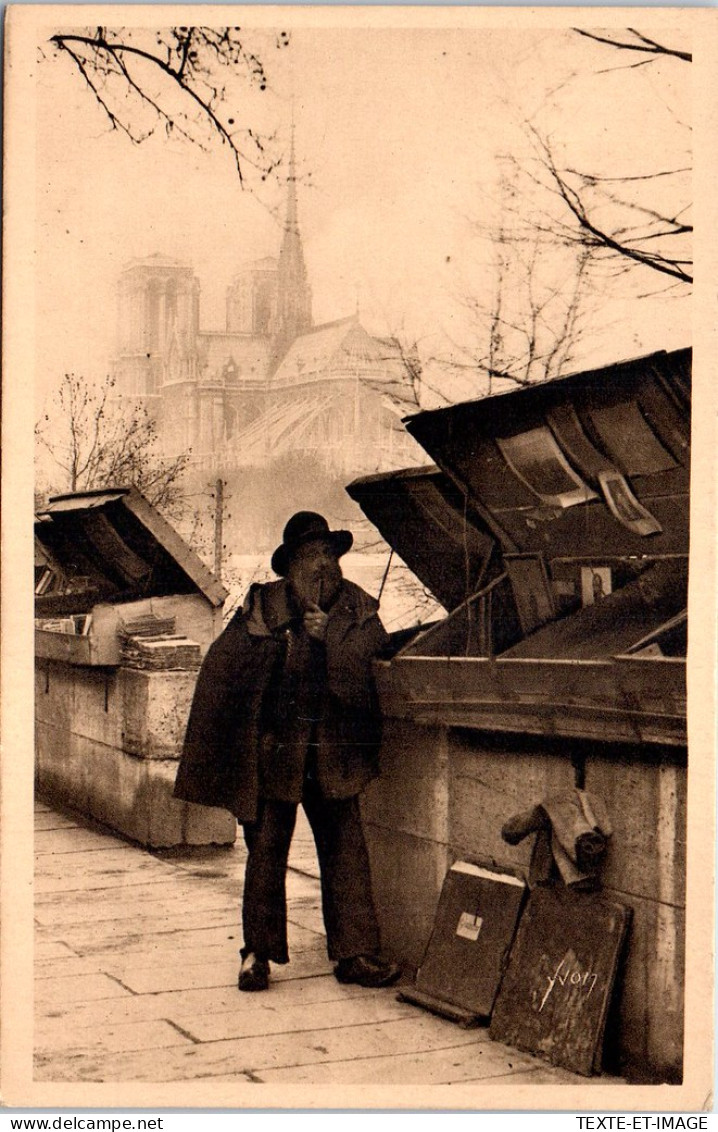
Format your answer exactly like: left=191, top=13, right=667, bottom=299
left=1, top=3, right=715, bottom=1112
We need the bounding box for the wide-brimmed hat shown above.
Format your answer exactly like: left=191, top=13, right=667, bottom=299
left=271, top=511, right=353, bottom=576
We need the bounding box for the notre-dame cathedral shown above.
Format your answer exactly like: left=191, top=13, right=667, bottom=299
left=110, top=145, right=424, bottom=483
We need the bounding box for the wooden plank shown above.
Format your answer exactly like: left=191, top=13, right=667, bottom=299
left=35, top=975, right=380, bottom=1032
left=286, top=809, right=321, bottom=879
left=36, top=956, right=112, bottom=979
left=34, top=813, right=79, bottom=831
left=98, top=960, right=240, bottom=996
left=35, top=892, right=233, bottom=920
left=34, top=972, right=133, bottom=1006
left=258, top=1036, right=545, bottom=1085
left=36, top=849, right=175, bottom=879
left=186, top=989, right=415, bottom=1043
left=477, top=1065, right=618, bottom=1085
left=36, top=874, right=238, bottom=909
left=37, top=907, right=238, bottom=943
left=43, top=923, right=243, bottom=957
left=35, top=885, right=235, bottom=924
left=397, top=989, right=481, bottom=1027
left=35, top=629, right=94, bottom=666
left=384, top=699, right=686, bottom=747
left=35, top=828, right=123, bottom=854
left=36, top=859, right=183, bottom=894
left=105, top=921, right=324, bottom=960
left=378, top=655, right=687, bottom=747
left=285, top=871, right=325, bottom=900
left=56, top=934, right=323, bottom=973
left=103, top=944, right=331, bottom=994
left=32, top=1014, right=483, bottom=1083
left=37, top=844, right=177, bottom=870
left=51, top=944, right=240, bottom=974
left=36, top=868, right=190, bottom=896
left=36, top=1018, right=194, bottom=1059
left=35, top=940, right=77, bottom=961
left=122, top=487, right=228, bottom=608
left=285, top=901, right=325, bottom=937
left=36, top=993, right=189, bottom=1032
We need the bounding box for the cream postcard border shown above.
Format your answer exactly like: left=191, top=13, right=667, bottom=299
left=2, top=4, right=715, bottom=1111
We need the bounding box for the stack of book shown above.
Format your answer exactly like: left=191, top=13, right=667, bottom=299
left=119, top=613, right=177, bottom=639
left=121, top=634, right=202, bottom=671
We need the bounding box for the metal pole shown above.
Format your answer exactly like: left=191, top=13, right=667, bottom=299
left=377, top=548, right=394, bottom=605
left=214, top=477, right=223, bottom=582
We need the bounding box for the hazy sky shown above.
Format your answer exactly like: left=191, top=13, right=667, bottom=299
left=35, top=18, right=692, bottom=409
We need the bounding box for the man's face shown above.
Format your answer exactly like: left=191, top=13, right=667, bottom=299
left=286, top=538, right=343, bottom=611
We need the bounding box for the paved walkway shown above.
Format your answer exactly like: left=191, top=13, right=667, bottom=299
left=34, top=799, right=596, bottom=1086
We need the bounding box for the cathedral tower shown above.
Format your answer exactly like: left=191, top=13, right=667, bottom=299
left=226, top=257, right=278, bottom=336
left=113, top=255, right=199, bottom=398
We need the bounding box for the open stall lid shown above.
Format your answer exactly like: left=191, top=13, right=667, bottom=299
left=35, top=485, right=228, bottom=613
left=346, top=465, right=498, bottom=611
left=402, top=349, right=691, bottom=561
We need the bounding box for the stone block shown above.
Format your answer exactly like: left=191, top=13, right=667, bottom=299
left=363, top=821, right=449, bottom=969
left=121, top=669, right=197, bottom=759
left=447, top=733, right=572, bottom=871
left=72, top=668, right=123, bottom=749
left=600, top=887, right=684, bottom=1082
left=184, top=799, right=237, bottom=847
left=35, top=658, right=230, bottom=850
left=142, top=760, right=234, bottom=849
left=36, top=720, right=90, bottom=814
left=587, top=755, right=686, bottom=906
left=35, top=662, right=74, bottom=731
left=35, top=665, right=51, bottom=722
left=79, top=751, right=235, bottom=850
left=35, top=720, right=66, bottom=805
left=82, top=737, right=147, bottom=842
left=363, top=720, right=449, bottom=843
left=140, top=759, right=187, bottom=847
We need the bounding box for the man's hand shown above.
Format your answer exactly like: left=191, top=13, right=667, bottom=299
left=304, top=602, right=329, bottom=642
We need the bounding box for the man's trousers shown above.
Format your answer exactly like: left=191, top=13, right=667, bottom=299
left=241, top=776, right=381, bottom=964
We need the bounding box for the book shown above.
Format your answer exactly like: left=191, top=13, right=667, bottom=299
left=489, top=885, right=632, bottom=1076
left=411, top=861, right=527, bottom=1018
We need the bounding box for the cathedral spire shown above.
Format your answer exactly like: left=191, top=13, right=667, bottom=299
left=273, top=125, right=312, bottom=360
left=285, top=126, right=299, bottom=236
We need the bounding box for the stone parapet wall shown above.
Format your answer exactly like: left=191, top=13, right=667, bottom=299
left=362, top=718, right=686, bottom=1083
left=35, top=659, right=235, bottom=849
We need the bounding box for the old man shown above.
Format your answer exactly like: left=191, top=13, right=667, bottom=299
left=174, top=511, right=399, bottom=992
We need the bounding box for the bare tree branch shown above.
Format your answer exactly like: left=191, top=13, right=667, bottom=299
left=540, top=139, right=692, bottom=283
left=503, top=29, right=694, bottom=286
left=36, top=374, right=191, bottom=520
left=573, top=28, right=691, bottom=63
left=49, top=26, right=290, bottom=187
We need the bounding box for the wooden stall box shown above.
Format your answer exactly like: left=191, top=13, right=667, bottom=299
left=348, top=347, right=690, bottom=1082
left=34, top=486, right=234, bottom=848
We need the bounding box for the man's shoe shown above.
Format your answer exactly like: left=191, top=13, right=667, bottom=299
left=238, top=953, right=269, bottom=992
left=334, top=954, right=401, bottom=988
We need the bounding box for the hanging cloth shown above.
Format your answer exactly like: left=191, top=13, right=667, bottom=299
left=502, top=789, right=612, bottom=890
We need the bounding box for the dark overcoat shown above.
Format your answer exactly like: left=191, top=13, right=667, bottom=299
left=173, top=578, right=389, bottom=823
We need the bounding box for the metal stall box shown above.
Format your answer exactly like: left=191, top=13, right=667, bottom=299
left=34, top=486, right=235, bottom=848
left=348, top=348, right=690, bottom=1081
